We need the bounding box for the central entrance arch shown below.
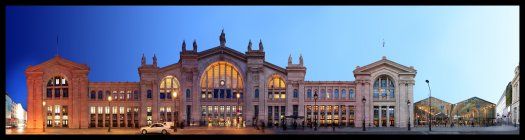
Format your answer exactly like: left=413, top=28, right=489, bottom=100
left=200, top=61, right=245, bottom=127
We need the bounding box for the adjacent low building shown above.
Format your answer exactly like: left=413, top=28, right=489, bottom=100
left=495, top=82, right=511, bottom=125
left=6, top=93, right=27, bottom=128
left=451, top=97, right=496, bottom=126
left=510, top=65, right=519, bottom=126
left=413, top=97, right=452, bottom=126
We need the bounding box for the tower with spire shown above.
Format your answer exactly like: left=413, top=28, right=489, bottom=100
left=193, top=39, right=198, bottom=52
left=141, top=53, right=146, bottom=66
left=152, top=54, right=157, bottom=67
left=258, top=39, right=264, bottom=51
left=288, top=54, right=293, bottom=65
left=247, top=40, right=252, bottom=51
left=182, top=40, right=187, bottom=52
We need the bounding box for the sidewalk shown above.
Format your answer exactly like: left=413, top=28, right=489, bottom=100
left=6, top=125, right=519, bottom=135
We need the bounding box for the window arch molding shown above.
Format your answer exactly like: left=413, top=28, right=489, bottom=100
left=199, top=61, right=244, bottom=100
left=45, top=75, right=69, bottom=99
left=372, top=74, right=397, bottom=100
left=159, top=75, right=181, bottom=100
left=267, top=74, right=286, bottom=100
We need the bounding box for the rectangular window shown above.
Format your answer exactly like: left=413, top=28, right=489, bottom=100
left=254, top=105, right=259, bottom=117
left=120, top=107, right=125, bottom=114
left=293, top=105, right=298, bottom=116
left=105, top=106, right=110, bottom=114
left=268, top=106, right=273, bottom=123
left=389, top=107, right=395, bottom=127
left=55, top=89, right=60, bottom=98
left=62, top=88, right=68, bottom=98
left=160, top=93, right=165, bottom=99
left=90, top=106, right=96, bottom=114
left=47, top=89, right=53, bottom=98
left=98, top=107, right=103, bottom=114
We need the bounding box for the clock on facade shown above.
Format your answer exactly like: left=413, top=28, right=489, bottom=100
left=220, top=80, right=225, bottom=86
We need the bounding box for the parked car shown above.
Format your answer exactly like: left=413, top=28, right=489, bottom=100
left=140, top=123, right=171, bottom=135
left=162, top=122, right=174, bottom=129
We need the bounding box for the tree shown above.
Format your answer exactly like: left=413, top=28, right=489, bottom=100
left=505, top=82, right=512, bottom=107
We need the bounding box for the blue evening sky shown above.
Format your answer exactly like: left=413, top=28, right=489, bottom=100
left=6, top=6, right=519, bottom=109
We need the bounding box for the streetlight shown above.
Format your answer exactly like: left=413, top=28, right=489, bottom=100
left=314, top=92, right=318, bottom=131
left=362, top=96, right=366, bottom=131
left=407, top=100, right=411, bottom=131
left=43, top=101, right=46, bottom=132
left=236, top=93, right=240, bottom=128
left=108, top=96, right=112, bottom=132
left=425, top=79, right=432, bottom=131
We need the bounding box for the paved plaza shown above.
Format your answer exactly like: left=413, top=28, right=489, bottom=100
left=6, top=125, right=519, bottom=135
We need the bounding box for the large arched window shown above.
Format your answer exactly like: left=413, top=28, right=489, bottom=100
left=98, top=91, right=103, bottom=100
left=334, top=89, right=339, bottom=99
left=268, top=75, right=286, bottom=100
left=46, top=76, right=68, bottom=99
left=307, top=89, right=312, bottom=99
left=349, top=89, right=355, bottom=99
left=373, top=75, right=395, bottom=100
left=341, top=89, right=347, bottom=99
left=160, top=76, right=180, bottom=100
left=200, top=61, right=244, bottom=100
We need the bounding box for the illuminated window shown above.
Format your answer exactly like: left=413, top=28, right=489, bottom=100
left=160, top=76, right=180, bottom=100
left=98, top=107, right=103, bottom=114
left=105, top=106, right=110, bottom=114
left=90, top=106, right=96, bottom=114
left=200, top=61, right=244, bottom=100
left=373, top=75, right=395, bottom=99
left=120, top=107, right=125, bottom=114
left=268, top=75, right=286, bottom=100
left=47, top=76, right=68, bottom=99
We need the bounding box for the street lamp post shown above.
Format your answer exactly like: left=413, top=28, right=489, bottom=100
left=108, top=96, right=112, bottom=132
left=236, top=93, right=240, bottom=128
left=314, top=92, right=318, bottom=131
left=43, top=101, right=46, bottom=132
left=425, top=80, right=432, bottom=131
left=362, top=96, right=366, bottom=131
left=407, top=100, right=411, bottom=131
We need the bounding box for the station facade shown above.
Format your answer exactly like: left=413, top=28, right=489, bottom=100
left=25, top=31, right=416, bottom=129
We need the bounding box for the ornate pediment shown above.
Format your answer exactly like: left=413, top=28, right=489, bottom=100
left=25, top=55, right=90, bottom=73
left=353, top=56, right=416, bottom=75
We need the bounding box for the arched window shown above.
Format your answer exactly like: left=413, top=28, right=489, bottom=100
left=373, top=75, right=395, bottom=100
left=293, top=89, right=299, bottom=98
left=46, top=76, right=68, bottom=99
left=341, top=89, right=346, bottom=99
left=186, top=89, right=191, bottom=98
left=349, top=89, right=355, bottom=99
left=255, top=88, right=259, bottom=98
left=307, top=89, right=312, bottom=99
left=268, top=75, right=286, bottom=100
left=105, top=91, right=111, bottom=100
left=200, top=61, right=244, bottom=100
left=160, top=76, right=180, bottom=100
left=147, top=90, right=152, bottom=99
left=133, top=90, right=139, bottom=100
left=98, top=91, right=103, bottom=100
left=334, top=89, right=339, bottom=99
left=90, top=91, right=96, bottom=100
left=320, top=89, right=326, bottom=99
